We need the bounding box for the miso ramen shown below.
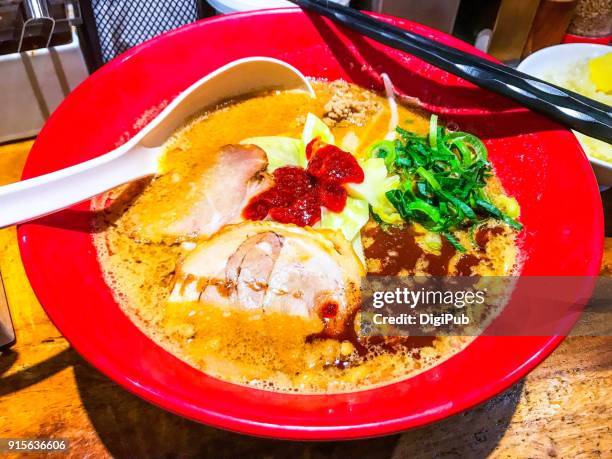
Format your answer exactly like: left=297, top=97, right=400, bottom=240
left=94, top=80, right=521, bottom=393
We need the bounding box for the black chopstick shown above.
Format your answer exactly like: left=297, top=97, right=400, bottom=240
left=290, top=0, right=612, bottom=144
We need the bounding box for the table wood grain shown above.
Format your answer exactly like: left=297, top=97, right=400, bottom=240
left=0, top=140, right=610, bottom=458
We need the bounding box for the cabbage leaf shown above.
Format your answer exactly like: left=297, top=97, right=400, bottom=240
left=318, top=197, right=369, bottom=242
left=346, top=158, right=402, bottom=224
left=302, top=113, right=335, bottom=145
left=240, top=136, right=306, bottom=172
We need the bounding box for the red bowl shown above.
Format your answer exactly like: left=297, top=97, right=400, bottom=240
left=18, top=9, right=603, bottom=439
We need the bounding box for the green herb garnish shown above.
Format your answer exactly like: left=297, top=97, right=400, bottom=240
left=374, top=115, right=522, bottom=252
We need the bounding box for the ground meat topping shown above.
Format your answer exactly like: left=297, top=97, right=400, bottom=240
left=323, top=80, right=383, bottom=127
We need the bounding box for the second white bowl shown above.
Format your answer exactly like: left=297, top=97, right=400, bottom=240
left=518, top=43, right=612, bottom=186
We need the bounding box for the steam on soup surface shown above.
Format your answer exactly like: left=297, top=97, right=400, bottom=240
left=94, top=80, right=521, bottom=393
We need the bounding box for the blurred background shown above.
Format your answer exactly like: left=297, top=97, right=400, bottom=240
left=0, top=0, right=610, bottom=143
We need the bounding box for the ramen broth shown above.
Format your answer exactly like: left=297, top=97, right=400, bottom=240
left=94, top=81, right=520, bottom=393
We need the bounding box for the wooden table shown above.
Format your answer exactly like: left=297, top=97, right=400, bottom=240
left=0, top=141, right=610, bottom=458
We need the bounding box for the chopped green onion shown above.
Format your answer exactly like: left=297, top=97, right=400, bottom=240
left=406, top=199, right=441, bottom=223
left=366, top=116, right=523, bottom=245
left=429, top=114, right=438, bottom=151
left=368, top=140, right=397, bottom=168
left=475, top=199, right=523, bottom=230
left=416, top=166, right=442, bottom=192
left=443, top=231, right=466, bottom=252
left=446, top=132, right=488, bottom=161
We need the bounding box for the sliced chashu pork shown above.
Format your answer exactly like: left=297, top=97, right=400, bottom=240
left=120, top=144, right=272, bottom=243
left=169, top=221, right=364, bottom=337
left=165, top=144, right=272, bottom=239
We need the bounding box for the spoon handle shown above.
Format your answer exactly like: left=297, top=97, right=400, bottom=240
left=0, top=145, right=159, bottom=229
left=291, top=0, right=612, bottom=144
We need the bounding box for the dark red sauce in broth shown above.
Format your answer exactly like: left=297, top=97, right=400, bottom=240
left=363, top=224, right=461, bottom=276
left=307, top=223, right=484, bottom=369
left=364, top=225, right=425, bottom=275
left=475, top=226, right=505, bottom=251
left=456, top=254, right=480, bottom=276
left=307, top=306, right=435, bottom=369
left=314, top=221, right=506, bottom=368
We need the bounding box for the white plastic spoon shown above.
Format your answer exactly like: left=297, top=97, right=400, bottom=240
left=0, top=57, right=315, bottom=229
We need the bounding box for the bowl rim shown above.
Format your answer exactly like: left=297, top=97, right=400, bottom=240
left=518, top=42, right=611, bottom=66
left=17, top=8, right=604, bottom=440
